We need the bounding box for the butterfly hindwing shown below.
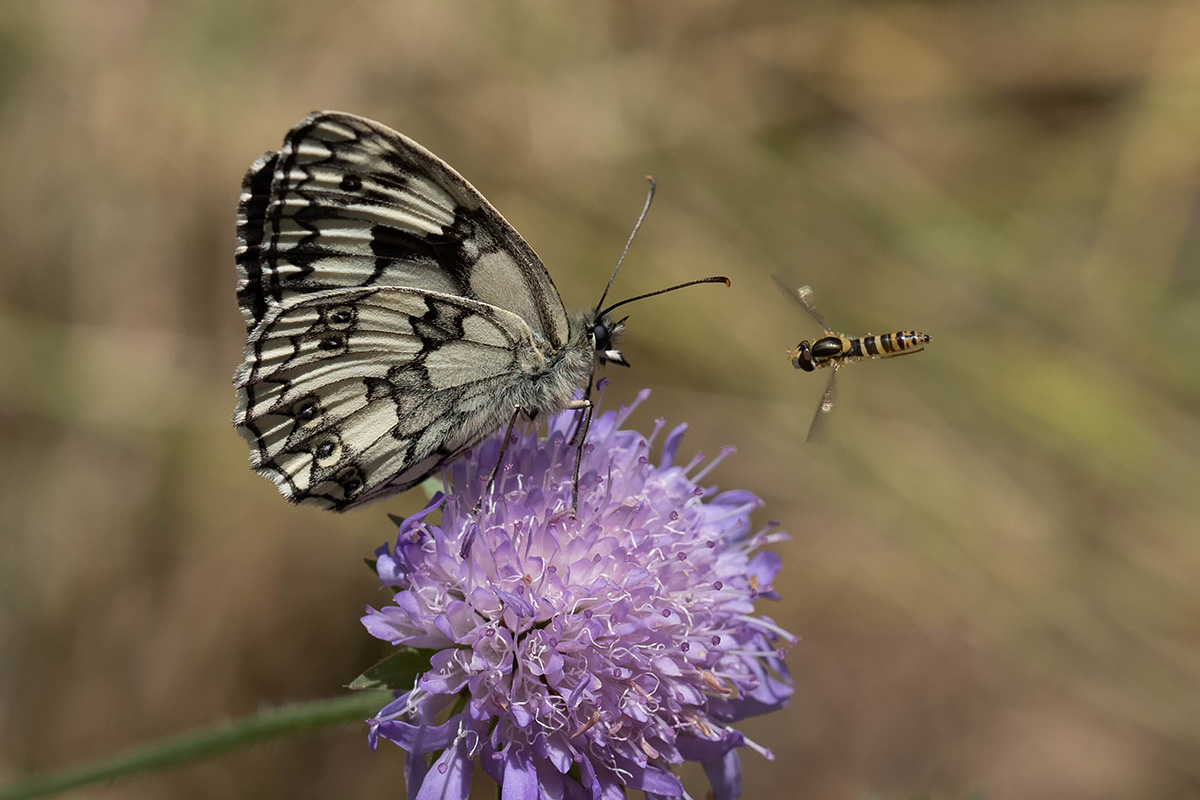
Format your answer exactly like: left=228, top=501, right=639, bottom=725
left=234, top=286, right=547, bottom=511
left=235, top=111, right=570, bottom=350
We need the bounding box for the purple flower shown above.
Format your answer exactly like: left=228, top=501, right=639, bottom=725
left=361, top=387, right=794, bottom=800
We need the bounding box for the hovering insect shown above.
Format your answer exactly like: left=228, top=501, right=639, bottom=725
left=773, top=275, right=931, bottom=442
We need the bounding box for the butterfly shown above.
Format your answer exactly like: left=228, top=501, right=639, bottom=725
left=234, top=111, right=727, bottom=511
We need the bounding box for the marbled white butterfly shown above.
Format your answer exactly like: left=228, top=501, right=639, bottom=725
left=234, top=111, right=726, bottom=511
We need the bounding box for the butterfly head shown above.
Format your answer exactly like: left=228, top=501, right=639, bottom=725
left=590, top=277, right=730, bottom=369
left=591, top=315, right=630, bottom=367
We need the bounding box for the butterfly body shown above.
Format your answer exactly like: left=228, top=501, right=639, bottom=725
left=233, top=112, right=632, bottom=511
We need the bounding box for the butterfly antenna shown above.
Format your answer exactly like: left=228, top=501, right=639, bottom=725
left=599, top=276, right=730, bottom=318
left=595, top=176, right=657, bottom=314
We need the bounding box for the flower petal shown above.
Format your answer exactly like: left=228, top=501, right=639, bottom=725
left=747, top=550, right=783, bottom=588
left=501, top=748, right=538, bottom=799
left=659, top=423, right=689, bottom=468
left=420, top=648, right=474, bottom=694
left=414, top=737, right=473, bottom=800
left=702, top=748, right=742, bottom=800
left=405, top=751, right=430, bottom=799
left=376, top=715, right=459, bottom=754
left=611, top=754, right=684, bottom=796
left=535, top=756, right=568, bottom=800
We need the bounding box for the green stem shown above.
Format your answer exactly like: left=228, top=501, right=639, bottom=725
left=0, top=690, right=393, bottom=800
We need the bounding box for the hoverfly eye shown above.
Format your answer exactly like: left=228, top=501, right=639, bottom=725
left=793, top=341, right=817, bottom=372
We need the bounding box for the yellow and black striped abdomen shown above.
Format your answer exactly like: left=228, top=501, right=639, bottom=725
left=853, top=330, right=932, bottom=358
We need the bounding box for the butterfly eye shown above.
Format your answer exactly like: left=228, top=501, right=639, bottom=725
left=340, top=174, right=362, bottom=192
left=318, top=334, right=345, bottom=351
left=592, top=322, right=610, bottom=349
left=294, top=397, right=321, bottom=422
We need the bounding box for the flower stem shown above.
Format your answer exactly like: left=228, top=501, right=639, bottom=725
left=0, top=690, right=392, bottom=800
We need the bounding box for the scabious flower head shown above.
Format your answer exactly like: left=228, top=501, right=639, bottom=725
left=362, top=387, right=794, bottom=800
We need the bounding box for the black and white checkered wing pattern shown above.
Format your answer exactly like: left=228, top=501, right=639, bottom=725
left=236, top=111, right=571, bottom=349
left=232, top=111, right=594, bottom=511
left=234, top=286, right=545, bottom=511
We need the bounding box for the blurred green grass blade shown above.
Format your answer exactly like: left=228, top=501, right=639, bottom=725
left=0, top=690, right=392, bottom=800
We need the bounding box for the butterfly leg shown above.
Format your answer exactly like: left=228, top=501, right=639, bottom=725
left=567, top=398, right=594, bottom=516
left=473, top=406, right=526, bottom=512
left=568, top=368, right=598, bottom=446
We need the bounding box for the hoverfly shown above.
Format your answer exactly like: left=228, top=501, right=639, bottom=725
left=773, top=275, right=931, bottom=442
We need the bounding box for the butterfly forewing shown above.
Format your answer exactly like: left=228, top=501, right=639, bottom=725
left=236, top=111, right=570, bottom=348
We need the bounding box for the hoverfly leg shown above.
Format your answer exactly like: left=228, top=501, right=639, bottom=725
left=880, top=347, right=925, bottom=360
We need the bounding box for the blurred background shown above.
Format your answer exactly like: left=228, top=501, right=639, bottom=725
left=2, top=1, right=1199, bottom=798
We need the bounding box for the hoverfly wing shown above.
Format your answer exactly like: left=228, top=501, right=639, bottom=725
left=805, top=363, right=839, bottom=443
left=772, top=272, right=833, bottom=334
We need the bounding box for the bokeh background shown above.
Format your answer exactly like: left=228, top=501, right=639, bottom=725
left=3, top=2, right=1200, bottom=798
